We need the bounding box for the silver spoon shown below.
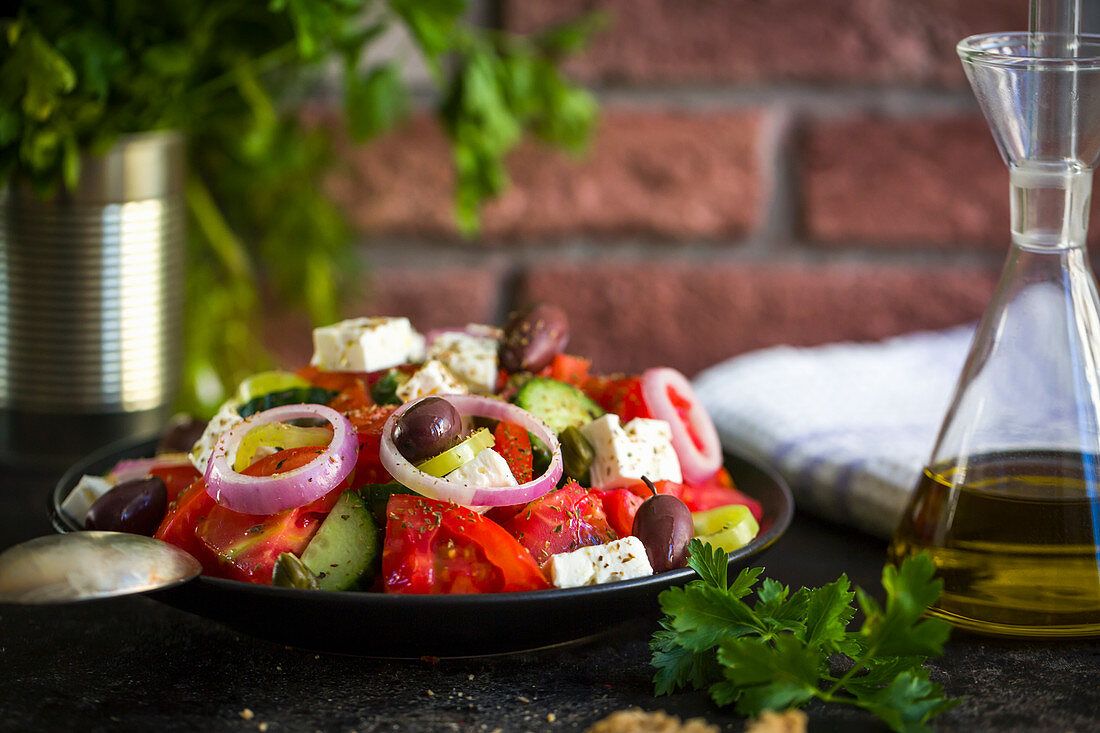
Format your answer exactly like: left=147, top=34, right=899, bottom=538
left=0, top=532, right=201, bottom=604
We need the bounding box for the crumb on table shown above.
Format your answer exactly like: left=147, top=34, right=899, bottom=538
left=584, top=708, right=720, bottom=733
left=745, top=710, right=808, bottom=733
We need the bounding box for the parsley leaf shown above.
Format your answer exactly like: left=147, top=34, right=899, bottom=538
left=712, top=635, right=822, bottom=713
left=650, top=622, right=722, bottom=696
left=859, top=554, right=952, bottom=658
left=854, top=669, right=961, bottom=733
left=801, top=575, right=855, bottom=652
left=652, top=539, right=959, bottom=732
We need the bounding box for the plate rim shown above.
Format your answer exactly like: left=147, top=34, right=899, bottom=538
left=50, top=435, right=794, bottom=603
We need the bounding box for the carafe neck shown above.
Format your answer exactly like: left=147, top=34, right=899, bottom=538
left=1010, top=162, right=1092, bottom=250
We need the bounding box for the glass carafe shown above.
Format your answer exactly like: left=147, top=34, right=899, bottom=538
left=888, top=33, right=1100, bottom=637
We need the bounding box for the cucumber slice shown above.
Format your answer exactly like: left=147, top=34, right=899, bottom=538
left=369, top=369, right=409, bottom=406
left=514, top=377, right=605, bottom=434
left=237, top=386, right=340, bottom=418
left=691, top=505, right=759, bottom=553
left=358, top=482, right=417, bottom=526
left=301, top=491, right=380, bottom=591
left=237, top=371, right=311, bottom=402
left=415, top=428, right=494, bottom=477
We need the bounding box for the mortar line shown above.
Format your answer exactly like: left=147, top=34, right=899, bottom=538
left=357, top=237, right=1006, bottom=270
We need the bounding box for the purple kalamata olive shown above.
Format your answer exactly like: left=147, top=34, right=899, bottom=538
left=156, top=414, right=208, bottom=454
left=393, top=397, right=463, bottom=463
left=85, top=476, right=169, bottom=536
left=631, top=480, right=693, bottom=572
left=499, top=303, right=570, bottom=373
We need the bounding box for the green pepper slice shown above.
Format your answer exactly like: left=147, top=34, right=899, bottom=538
left=415, top=428, right=495, bottom=477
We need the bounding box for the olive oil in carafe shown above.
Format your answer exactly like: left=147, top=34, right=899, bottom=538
left=889, top=451, right=1100, bottom=637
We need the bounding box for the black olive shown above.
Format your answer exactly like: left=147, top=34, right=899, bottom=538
left=392, top=397, right=463, bottom=463
left=631, top=478, right=693, bottom=572
left=84, top=476, right=169, bottom=536
left=499, top=303, right=570, bottom=373
left=156, top=414, right=208, bottom=454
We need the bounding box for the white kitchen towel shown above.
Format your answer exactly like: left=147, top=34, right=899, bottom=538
left=692, top=326, right=974, bottom=538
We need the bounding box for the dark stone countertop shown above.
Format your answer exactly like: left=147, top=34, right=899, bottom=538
left=1, top=464, right=1098, bottom=733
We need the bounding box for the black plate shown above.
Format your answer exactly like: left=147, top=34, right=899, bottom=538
left=51, top=438, right=793, bottom=658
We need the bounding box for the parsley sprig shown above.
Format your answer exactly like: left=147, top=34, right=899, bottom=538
left=652, top=540, right=960, bottom=732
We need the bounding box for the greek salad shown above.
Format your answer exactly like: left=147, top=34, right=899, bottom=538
left=61, top=305, right=762, bottom=594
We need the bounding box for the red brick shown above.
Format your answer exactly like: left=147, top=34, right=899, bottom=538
left=324, top=115, right=456, bottom=238
left=506, top=0, right=1025, bottom=86
left=802, top=116, right=1100, bottom=248
left=328, top=110, right=765, bottom=241
left=263, top=308, right=315, bottom=370
left=519, top=262, right=997, bottom=376
left=263, top=267, right=504, bottom=368
left=801, top=116, right=1008, bottom=248
left=354, top=266, right=504, bottom=331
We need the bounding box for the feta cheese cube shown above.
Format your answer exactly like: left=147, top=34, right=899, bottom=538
left=189, top=398, right=243, bottom=473
left=444, top=448, right=517, bottom=488
left=310, top=317, right=425, bottom=373
left=395, top=360, right=469, bottom=402
left=544, top=537, right=654, bottom=588
left=579, top=414, right=682, bottom=488
left=427, top=329, right=499, bottom=393
left=60, top=474, right=113, bottom=526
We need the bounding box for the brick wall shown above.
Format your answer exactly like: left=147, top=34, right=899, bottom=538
left=288, top=0, right=1057, bottom=377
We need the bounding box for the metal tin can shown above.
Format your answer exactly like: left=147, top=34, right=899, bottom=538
left=0, top=131, right=184, bottom=467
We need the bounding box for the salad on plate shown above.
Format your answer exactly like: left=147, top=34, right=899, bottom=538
left=61, top=304, right=762, bottom=595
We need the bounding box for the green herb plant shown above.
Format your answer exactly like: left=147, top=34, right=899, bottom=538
left=1, top=2, right=602, bottom=415
left=652, top=540, right=960, bottom=733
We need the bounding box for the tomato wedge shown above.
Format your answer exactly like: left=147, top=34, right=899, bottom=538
left=193, top=447, right=348, bottom=584
left=154, top=475, right=216, bottom=566
left=328, top=380, right=373, bottom=412
left=149, top=463, right=202, bottom=504
left=583, top=375, right=650, bottom=422
left=381, top=494, right=549, bottom=594
left=344, top=404, right=397, bottom=486
left=676, top=468, right=763, bottom=521
left=616, top=470, right=762, bottom=521
left=542, top=354, right=591, bottom=387
left=502, top=481, right=617, bottom=565
left=493, top=420, right=533, bottom=484
left=598, top=488, right=645, bottom=538
left=297, top=365, right=372, bottom=394
left=299, top=364, right=418, bottom=393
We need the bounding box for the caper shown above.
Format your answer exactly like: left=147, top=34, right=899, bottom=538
left=272, top=552, right=320, bottom=590
left=560, top=426, right=595, bottom=481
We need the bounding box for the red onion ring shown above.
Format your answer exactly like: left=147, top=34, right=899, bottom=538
left=108, top=454, right=194, bottom=484
left=204, top=404, right=357, bottom=514
left=641, top=367, right=723, bottom=484
left=379, top=395, right=562, bottom=506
